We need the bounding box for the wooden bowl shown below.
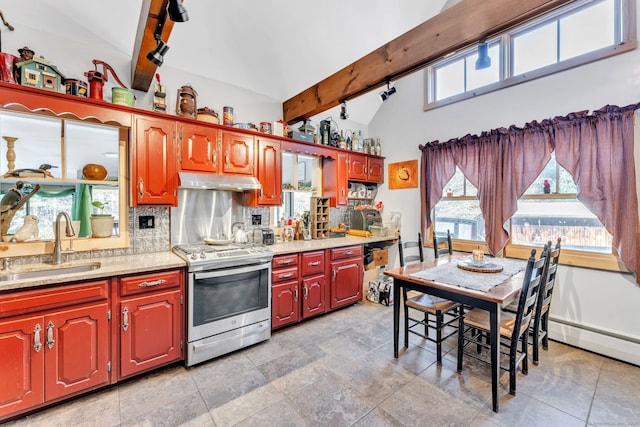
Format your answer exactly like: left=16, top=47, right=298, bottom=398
left=82, top=163, right=107, bottom=180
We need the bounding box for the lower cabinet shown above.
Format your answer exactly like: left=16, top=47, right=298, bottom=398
left=0, top=269, right=185, bottom=422
left=116, top=270, right=184, bottom=380
left=271, top=251, right=327, bottom=329
left=0, top=281, right=110, bottom=420
left=328, top=245, right=363, bottom=310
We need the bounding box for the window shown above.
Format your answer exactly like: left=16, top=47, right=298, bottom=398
left=426, top=0, right=635, bottom=109
left=434, top=153, right=612, bottom=255
left=273, top=153, right=319, bottom=226
left=0, top=108, right=128, bottom=254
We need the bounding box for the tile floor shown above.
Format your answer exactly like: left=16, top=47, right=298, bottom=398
left=5, top=300, right=640, bottom=427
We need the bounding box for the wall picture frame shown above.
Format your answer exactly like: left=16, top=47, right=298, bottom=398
left=388, top=159, right=418, bottom=189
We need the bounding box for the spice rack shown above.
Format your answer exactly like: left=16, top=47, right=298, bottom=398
left=311, top=197, right=329, bottom=239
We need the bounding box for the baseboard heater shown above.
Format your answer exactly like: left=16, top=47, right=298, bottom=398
left=549, top=316, right=640, bottom=366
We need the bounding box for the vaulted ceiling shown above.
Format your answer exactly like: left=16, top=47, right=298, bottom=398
left=1, top=0, right=574, bottom=124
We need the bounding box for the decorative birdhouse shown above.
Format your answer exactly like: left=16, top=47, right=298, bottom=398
left=15, top=53, right=65, bottom=92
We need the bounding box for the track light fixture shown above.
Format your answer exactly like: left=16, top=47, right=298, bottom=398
left=475, top=42, right=491, bottom=70
left=340, top=101, right=348, bottom=120
left=147, top=36, right=170, bottom=66
left=167, top=0, right=189, bottom=22
left=379, top=80, right=397, bottom=102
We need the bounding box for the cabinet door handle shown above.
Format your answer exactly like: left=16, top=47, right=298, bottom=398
left=278, top=273, right=294, bottom=279
left=47, top=321, right=55, bottom=349
left=225, top=152, right=229, bottom=165
left=123, top=306, right=129, bottom=331
left=213, top=152, right=217, bottom=168
left=277, top=259, right=293, bottom=265
left=294, top=286, right=299, bottom=302
left=34, top=323, right=42, bottom=353
left=308, top=261, right=321, bottom=266
left=138, top=178, right=144, bottom=197
left=303, top=285, right=309, bottom=299
left=139, top=279, right=166, bottom=288
left=332, top=268, right=336, bottom=280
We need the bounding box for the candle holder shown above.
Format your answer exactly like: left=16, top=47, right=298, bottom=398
left=3, top=135, right=17, bottom=175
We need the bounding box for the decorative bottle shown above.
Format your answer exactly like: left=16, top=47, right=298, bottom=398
left=375, top=138, right=381, bottom=156
left=352, top=131, right=359, bottom=152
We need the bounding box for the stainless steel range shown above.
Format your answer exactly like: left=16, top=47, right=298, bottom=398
left=174, top=242, right=273, bottom=367
left=170, top=181, right=273, bottom=367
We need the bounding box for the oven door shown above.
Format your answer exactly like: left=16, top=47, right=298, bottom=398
left=188, top=261, right=271, bottom=342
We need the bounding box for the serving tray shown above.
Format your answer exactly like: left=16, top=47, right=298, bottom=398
left=457, top=258, right=504, bottom=273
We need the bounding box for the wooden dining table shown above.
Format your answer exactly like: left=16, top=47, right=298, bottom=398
left=384, top=254, right=526, bottom=413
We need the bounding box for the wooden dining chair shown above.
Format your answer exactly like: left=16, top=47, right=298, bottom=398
left=399, top=233, right=460, bottom=363
left=457, top=247, right=548, bottom=395
left=503, top=238, right=561, bottom=365
left=433, top=229, right=452, bottom=258
left=531, top=237, right=561, bottom=364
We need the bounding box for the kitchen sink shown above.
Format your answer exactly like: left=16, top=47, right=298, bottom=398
left=0, top=262, right=101, bottom=282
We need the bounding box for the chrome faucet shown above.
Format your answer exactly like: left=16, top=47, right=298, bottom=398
left=52, top=212, right=75, bottom=265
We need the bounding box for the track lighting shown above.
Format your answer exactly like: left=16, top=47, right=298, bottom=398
left=147, top=36, right=170, bottom=66
left=167, top=0, right=189, bottom=22
left=340, top=101, right=348, bottom=120
left=475, top=42, right=491, bottom=70
left=379, top=80, right=397, bottom=102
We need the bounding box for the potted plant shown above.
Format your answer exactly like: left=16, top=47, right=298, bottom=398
left=90, top=201, right=113, bottom=238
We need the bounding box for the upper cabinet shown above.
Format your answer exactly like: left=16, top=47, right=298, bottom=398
left=178, top=123, right=219, bottom=173
left=131, top=115, right=178, bottom=207
left=322, top=152, right=349, bottom=207
left=221, top=131, right=254, bottom=175
left=348, top=153, right=384, bottom=183
left=245, top=136, right=281, bottom=206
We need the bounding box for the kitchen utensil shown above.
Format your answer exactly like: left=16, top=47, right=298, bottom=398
left=231, top=221, right=248, bottom=244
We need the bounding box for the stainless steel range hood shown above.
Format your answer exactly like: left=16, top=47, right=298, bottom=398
left=178, top=172, right=261, bottom=191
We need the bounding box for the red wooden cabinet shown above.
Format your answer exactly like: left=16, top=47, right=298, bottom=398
left=300, top=251, right=325, bottom=318
left=221, top=130, right=254, bottom=175
left=322, top=152, right=349, bottom=207
left=348, top=153, right=384, bottom=183
left=0, top=281, right=110, bottom=421
left=328, top=245, right=363, bottom=310
left=44, top=303, right=110, bottom=401
left=271, top=254, right=300, bottom=329
left=245, top=136, right=282, bottom=206
left=0, top=315, right=45, bottom=417
left=132, top=115, right=178, bottom=206
left=179, top=123, right=219, bottom=173
left=116, top=270, right=184, bottom=380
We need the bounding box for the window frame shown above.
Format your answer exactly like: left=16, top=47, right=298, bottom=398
left=424, top=0, right=636, bottom=111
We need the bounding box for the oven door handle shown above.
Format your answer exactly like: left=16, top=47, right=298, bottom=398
left=194, top=261, right=271, bottom=280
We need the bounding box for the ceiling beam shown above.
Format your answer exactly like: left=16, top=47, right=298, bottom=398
left=282, top=0, right=576, bottom=124
left=131, top=0, right=175, bottom=91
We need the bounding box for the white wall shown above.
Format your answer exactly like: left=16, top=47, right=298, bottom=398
left=369, top=34, right=640, bottom=364
left=0, top=19, right=283, bottom=126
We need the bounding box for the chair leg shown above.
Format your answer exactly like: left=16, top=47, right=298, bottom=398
left=403, top=304, right=409, bottom=348
left=542, top=312, right=549, bottom=350
left=457, top=307, right=465, bottom=372
left=532, top=322, right=541, bottom=365
left=424, top=312, right=429, bottom=338
left=436, top=312, right=443, bottom=363
left=521, top=334, right=529, bottom=375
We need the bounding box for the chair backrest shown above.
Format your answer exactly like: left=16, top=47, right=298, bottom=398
left=537, top=237, right=561, bottom=316
left=511, top=246, right=549, bottom=344
left=398, top=233, right=424, bottom=267
left=433, top=229, right=452, bottom=258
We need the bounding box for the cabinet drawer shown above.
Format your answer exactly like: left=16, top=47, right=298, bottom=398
left=272, top=254, right=298, bottom=268
left=0, top=280, right=110, bottom=319
left=119, top=270, right=182, bottom=297
left=272, top=266, right=299, bottom=283
left=330, top=245, right=363, bottom=261
left=301, top=251, right=325, bottom=276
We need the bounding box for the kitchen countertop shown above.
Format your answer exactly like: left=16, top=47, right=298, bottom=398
left=270, top=235, right=396, bottom=255
left=0, top=252, right=186, bottom=292
left=0, top=236, right=396, bottom=292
